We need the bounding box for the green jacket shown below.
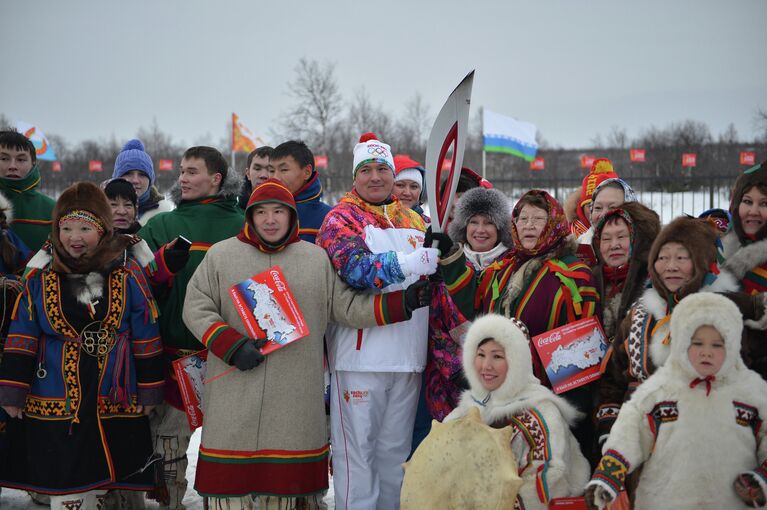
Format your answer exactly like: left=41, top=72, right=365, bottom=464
left=0, top=165, right=56, bottom=252
left=139, top=193, right=244, bottom=352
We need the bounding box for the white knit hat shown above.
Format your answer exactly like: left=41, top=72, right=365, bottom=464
left=352, top=132, right=395, bottom=177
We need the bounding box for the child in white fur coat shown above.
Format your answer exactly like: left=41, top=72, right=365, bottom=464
left=586, top=292, right=767, bottom=509
left=445, top=314, right=590, bottom=509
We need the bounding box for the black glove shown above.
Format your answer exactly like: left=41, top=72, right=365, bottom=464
left=405, top=279, right=432, bottom=311
left=162, top=243, right=190, bottom=274
left=231, top=339, right=268, bottom=371
left=424, top=226, right=454, bottom=256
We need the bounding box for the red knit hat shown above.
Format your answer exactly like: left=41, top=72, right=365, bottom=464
left=577, top=158, right=618, bottom=227
left=238, top=178, right=300, bottom=252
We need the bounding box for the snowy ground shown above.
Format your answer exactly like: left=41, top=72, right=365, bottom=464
left=0, top=429, right=336, bottom=509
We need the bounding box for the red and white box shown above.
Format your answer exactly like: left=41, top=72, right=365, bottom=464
left=229, top=265, right=310, bottom=356
left=532, top=316, right=608, bottom=394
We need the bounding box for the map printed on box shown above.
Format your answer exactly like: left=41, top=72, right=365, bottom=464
left=172, top=350, right=207, bottom=431
left=228, top=265, right=310, bottom=356
left=532, top=316, right=608, bottom=394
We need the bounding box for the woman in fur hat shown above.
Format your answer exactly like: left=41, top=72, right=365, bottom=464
left=596, top=215, right=767, bottom=455
left=424, top=187, right=514, bottom=422
left=0, top=182, right=164, bottom=509
left=590, top=202, right=660, bottom=340
left=586, top=293, right=767, bottom=510
left=445, top=314, right=590, bottom=509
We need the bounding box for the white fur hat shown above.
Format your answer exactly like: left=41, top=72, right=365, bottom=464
left=462, top=314, right=539, bottom=403
left=353, top=132, right=395, bottom=177
left=669, top=292, right=744, bottom=380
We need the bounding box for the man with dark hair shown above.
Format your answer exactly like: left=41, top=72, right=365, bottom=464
left=238, top=146, right=274, bottom=210
left=270, top=140, right=331, bottom=244
left=139, top=146, right=244, bottom=510
left=0, top=130, right=56, bottom=252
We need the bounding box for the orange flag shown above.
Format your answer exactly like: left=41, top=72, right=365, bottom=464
left=232, top=113, right=258, bottom=153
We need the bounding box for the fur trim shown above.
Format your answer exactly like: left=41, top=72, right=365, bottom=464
left=723, top=236, right=767, bottom=280
left=669, top=293, right=744, bottom=380
left=0, top=190, right=13, bottom=224
left=26, top=247, right=51, bottom=270
left=461, top=314, right=537, bottom=404
left=641, top=270, right=740, bottom=368
left=563, top=189, right=581, bottom=223
left=744, top=293, right=767, bottom=331
left=67, top=272, right=105, bottom=307
left=448, top=187, right=512, bottom=248
left=168, top=167, right=242, bottom=205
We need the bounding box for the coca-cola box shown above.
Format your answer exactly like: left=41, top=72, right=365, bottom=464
left=532, top=316, right=608, bottom=394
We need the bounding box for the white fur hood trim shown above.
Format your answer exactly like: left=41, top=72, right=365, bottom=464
left=0, top=190, right=13, bottom=223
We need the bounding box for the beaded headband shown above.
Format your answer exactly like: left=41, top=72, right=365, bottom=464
left=58, top=210, right=105, bottom=235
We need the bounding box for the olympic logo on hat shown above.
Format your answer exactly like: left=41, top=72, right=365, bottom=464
left=368, top=146, right=389, bottom=157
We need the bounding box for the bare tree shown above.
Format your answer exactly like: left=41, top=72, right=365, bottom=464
left=753, top=107, right=767, bottom=142
left=279, top=58, right=343, bottom=153
left=346, top=86, right=393, bottom=140
left=605, top=125, right=629, bottom=149
left=718, top=123, right=739, bottom=144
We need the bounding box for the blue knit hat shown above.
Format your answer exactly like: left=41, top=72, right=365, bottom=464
left=113, top=139, right=155, bottom=185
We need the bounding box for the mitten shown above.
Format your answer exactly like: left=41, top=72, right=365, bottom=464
left=397, top=247, right=439, bottom=277
left=424, top=226, right=454, bottom=256
left=405, top=279, right=432, bottom=311
left=231, top=339, right=268, bottom=371
left=734, top=473, right=767, bottom=507
left=162, top=242, right=190, bottom=274
left=584, top=482, right=615, bottom=510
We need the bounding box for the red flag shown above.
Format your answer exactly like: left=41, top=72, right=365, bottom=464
left=629, top=149, right=646, bottom=162
left=740, top=151, right=756, bottom=166
left=580, top=155, right=596, bottom=169
left=682, top=153, right=697, bottom=168
left=52, top=161, right=61, bottom=172
left=530, top=157, right=545, bottom=170
left=314, top=155, right=328, bottom=169
left=159, top=159, right=174, bottom=171
left=89, top=160, right=103, bottom=172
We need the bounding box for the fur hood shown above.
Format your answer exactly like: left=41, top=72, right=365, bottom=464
left=448, top=187, right=512, bottom=248
left=168, top=167, right=242, bottom=206
left=0, top=190, right=13, bottom=226
left=647, top=216, right=720, bottom=301
left=640, top=267, right=740, bottom=368
left=593, top=201, right=660, bottom=269
left=455, top=314, right=582, bottom=426
left=51, top=182, right=132, bottom=274
left=667, top=293, right=744, bottom=382
left=592, top=202, right=661, bottom=334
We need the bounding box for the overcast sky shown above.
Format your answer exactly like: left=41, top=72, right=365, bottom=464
left=2, top=0, right=765, bottom=151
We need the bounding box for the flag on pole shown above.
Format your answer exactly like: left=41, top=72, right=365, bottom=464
left=16, top=120, right=57, bottom=161
left=482, top=109, right=538, bottom=162
left=232, top=113, right=261, bottom=153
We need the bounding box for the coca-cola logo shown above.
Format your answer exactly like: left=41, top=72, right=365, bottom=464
left=270, top=270, right=287, bottom=292
left=537, top=331, right=562, bottom=347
